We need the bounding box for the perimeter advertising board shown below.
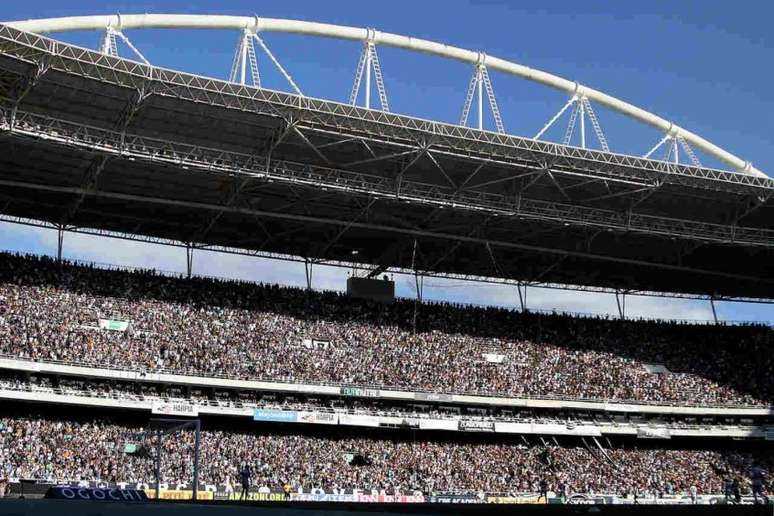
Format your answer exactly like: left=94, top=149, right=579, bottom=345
left=213, top=491, right=286, bottom=501
left=429, top=494, right=483, bottom=503
left=142, top=489, right=213, bottom=500
left=486, top=494, right=545, bottom=504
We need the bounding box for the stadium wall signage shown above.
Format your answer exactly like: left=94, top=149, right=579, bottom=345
left=418, top=418, right=459, bottom=431
left=143, top=489, right=213, bottom=500
left=45, top=486, right=148, bottom=501
left=151, top=401, right=198, bottom=417
left=339, top=414, right=380, bottom=427
left=297, top=411, right=338, bottom=424
left=253, top=409, right=298, bottom=422
left=636, top=427, right=672, bottom=439
left=459, top=420, right=495, bottom=431
left=213, top=491, right=285, bottom=501
left=428, top=494, right=484, bottom=503
left=353, top=493, right=427, bottom=503
left=486, top=495, right=544, bottom=504
left=340, top=386, right=380, bottom=397
left=16, top=482, right=741, bottom=505
left=414, top=392, right=453, bottom=402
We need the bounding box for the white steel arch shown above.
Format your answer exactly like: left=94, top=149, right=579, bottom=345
left=4, top=13, right=767, bottom=178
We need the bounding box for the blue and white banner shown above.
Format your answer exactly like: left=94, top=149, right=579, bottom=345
left=253, top=409, right=297, bottom=423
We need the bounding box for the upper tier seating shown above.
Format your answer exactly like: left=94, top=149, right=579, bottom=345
left=0, top=252, right=771, bottom=405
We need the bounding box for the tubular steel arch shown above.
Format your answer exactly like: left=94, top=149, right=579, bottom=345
left=4, top=13, right=767, bottom=178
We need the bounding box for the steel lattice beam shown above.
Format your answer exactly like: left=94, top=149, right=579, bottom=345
left=0, top=107, right=771, bottom=247
left=1, top=177, right=773, bottom=291
left=0, top=24, right=769, bottom=191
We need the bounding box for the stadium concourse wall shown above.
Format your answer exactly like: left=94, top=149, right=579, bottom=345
left=0, top=387, right=768, bottom=439
left=0, top=356, right=771, bottom=416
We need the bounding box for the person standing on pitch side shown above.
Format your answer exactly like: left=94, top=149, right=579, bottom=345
left=733, top=477, right=742, bottom=504
left=557, top=478, right=568, bottom=503
left=537, top=478, right=548, bottom=503
left=751, top=467, right=769, bottom=504
left=239, top=464, right=251, bottom=501
left=723, top=476, right=733, bottom=503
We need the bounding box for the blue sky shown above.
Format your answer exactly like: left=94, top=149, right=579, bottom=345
left=1, top=0, right=772, bottom=323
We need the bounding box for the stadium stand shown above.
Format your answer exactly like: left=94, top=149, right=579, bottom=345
left=3, top=371, right=769, bottom=439
left=0, top=252, right=772, bottom=406
left=0, top=11, right=772, bottom=512
left=0, top=413, right=772, bottom=496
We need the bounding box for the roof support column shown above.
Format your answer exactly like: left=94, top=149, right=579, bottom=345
left=185, top=243, right=194, bottom=279
left=710, top=297, right=718, bottom=324
left=304, top=258, right=313, bottom=290
left=411, top=238, right=422, bottom=334
left=56, top=224, right=64, bottom=263
left=615, top=291, right=626, bottom=320
left=517, top=282, right=527, bottom=312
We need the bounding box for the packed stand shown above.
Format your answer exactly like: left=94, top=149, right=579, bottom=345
left=0, top=415, right=771, bottom=496
left=0, top=252, right=771, bottom=405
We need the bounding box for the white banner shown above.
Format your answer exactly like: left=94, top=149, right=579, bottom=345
left=495, top=422, right=531, bottom=434
left=98, top=319, right=129, bottom=332
left=637, top=427, right=671, bottom=439
left=297, top=411, right=338, bottom=425
left=302, top=339, right=330, bottom=350
left=495, top=422, right=602, bottom=436
left=377, top=416, right=420, bottom=428
left=418, top=418, right=459, bottom=431
left=339, top=414, right=380, bottom=427
left=151, top=401, right=198, bottom=417
left=482, top=353, right=505, bottom=364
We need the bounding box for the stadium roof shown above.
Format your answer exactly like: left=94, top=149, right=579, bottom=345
left=0, top=23, right=772, bottom=301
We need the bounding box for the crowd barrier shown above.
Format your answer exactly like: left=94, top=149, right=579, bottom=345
left=1, top=355, right=771, bottom=417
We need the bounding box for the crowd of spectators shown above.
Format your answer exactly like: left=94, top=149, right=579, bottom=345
left=0, top=252, right=771, bottom=405
left=0, top=415, right=771, bottom=496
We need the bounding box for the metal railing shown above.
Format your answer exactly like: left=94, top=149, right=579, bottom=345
left=1, top=354, right=770, bottom=411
